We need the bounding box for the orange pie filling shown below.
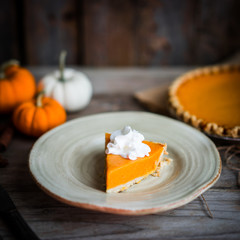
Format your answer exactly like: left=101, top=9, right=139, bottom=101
left=169, top=65, right=240, bottom=138
left=105, top=133, right=167, bottom=193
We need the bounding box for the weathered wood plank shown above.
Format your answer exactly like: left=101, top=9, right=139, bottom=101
left=187, top=0, right=240, bottom=65
left=82, top=0, right=240, bottom=66
left=1, top=0, right=240, bottom=66
left=136, top=0, right=240, bottom=66
left=0, top=0, right=19, bottom=63
left=0, top=189, right=239, bottom=240
left=24, top=0, right=79, bottom=65
left=82, top=0, right=137, bottom=66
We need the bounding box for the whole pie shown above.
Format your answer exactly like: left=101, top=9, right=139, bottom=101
left=105, top=133, right=167, bottom=193
left=169, top=64, right=240, bottom=138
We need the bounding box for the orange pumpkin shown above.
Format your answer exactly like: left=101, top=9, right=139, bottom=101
left=0, top=60, right=36, bottom=113
left=12, top=92, right=67, bottom=137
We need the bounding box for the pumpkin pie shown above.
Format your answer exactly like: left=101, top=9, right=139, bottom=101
left=105, top=133, right=167, bottom=193
left=169, top=64, right=240, bottom=138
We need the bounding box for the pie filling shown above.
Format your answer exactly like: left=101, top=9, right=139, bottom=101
left=105, top=133, right=168, bottom=193
left=169, top=65, right=240, bottom=138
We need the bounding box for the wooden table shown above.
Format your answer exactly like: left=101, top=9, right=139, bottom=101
left=0, top=67, right=239, bottom=240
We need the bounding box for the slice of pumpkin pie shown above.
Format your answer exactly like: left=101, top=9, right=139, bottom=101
left=105, top=126, right=167, bottom=193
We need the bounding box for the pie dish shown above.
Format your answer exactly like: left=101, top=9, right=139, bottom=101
left=169, top=64, right=240, bottom=138
left=29, top=111, right=221, bottom=215
left=105, top=133, right=167, bottom=193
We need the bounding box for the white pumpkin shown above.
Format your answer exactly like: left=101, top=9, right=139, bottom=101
left=39, top=51, right=92, bottom=112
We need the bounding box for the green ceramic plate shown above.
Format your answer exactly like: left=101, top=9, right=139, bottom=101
left=29, top=111, right=221, bottom=215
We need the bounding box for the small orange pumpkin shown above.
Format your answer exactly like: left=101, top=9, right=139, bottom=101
left=12, top=92, right=67, bottom=137
left=0, top=60, right=36, bottom=113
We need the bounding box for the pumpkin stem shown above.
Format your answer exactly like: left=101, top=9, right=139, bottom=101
left=1, top=60, right=20, bottom=71
left=0, top=59, right=20, bottom=79
left=36, top=92, right=44, bottom=107
left=59, top=50, right=67, bottom=82
left=0, top=71, right=5, bottom=79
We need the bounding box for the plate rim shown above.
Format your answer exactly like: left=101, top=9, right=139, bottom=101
left=29, top=111, right=222, bottom=215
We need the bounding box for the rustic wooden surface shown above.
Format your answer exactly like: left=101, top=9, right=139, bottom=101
left=1, top=0, right=240, bottom=66
left=0, top=67, right=240, bottom=240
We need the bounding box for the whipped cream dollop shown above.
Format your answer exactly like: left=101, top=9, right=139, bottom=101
left=105, top=126, right=151, bottom=160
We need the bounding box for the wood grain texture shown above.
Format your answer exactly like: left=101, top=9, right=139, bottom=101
left=0, top=0, right=19, bottom=63
left=81, top=0, right=240, bottom=66
left=24, top=0, right=79, bottom=65
left=136, top=0, right=240, bottom=65
left=83, top=0, right=137, bottom=66
left=1, top=0, right=240, bottom=66
left=0, top=67, right=239, bottom=240
left=186, top=0, right=240, bottom=65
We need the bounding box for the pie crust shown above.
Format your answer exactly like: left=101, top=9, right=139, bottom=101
left=169, top=64, right=240, bottom=138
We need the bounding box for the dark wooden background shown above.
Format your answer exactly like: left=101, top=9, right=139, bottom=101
left=1, top=0, right=240, bottom=66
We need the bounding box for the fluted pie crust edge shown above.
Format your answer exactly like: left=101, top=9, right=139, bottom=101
left=168, top=64, right=240, bottom=139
